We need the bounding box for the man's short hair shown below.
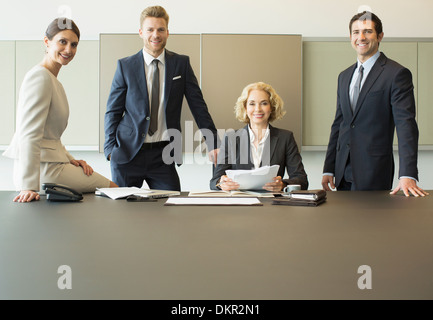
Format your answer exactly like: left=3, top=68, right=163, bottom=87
left=140, top=6, right=169, bottom=27
left=349, top=11, right=383, bottom=35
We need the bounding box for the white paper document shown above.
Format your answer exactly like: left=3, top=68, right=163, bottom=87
left=95, top=187, right=179, bottom=200
left=225, top=165, right=280, bottom=190
left=165, top=197, right=263, bottom=206
left=188, top=190, right=274, bottom=197
left=95, top=187, right=148, bottom=199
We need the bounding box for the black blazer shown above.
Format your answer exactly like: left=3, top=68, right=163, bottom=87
left=323, top=52, right=419, bottom=190
left=104, top=49, right=219, bottom=164
left=210, top=125, right=308, bottom=190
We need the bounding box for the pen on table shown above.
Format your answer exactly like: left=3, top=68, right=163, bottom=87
left=126, top=195, right=157, bottom=202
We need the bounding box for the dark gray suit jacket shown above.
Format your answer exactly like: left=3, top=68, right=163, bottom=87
left=323, top=52, right=419, bottom=190
left=210, top=125, right=308, bottom=190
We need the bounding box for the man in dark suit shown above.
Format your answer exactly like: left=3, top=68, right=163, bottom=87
left=104, top=6, right=219, bottom=191
left=322, top=11, right=428, bottom=197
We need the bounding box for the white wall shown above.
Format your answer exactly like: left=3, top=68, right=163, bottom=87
left=1, top=0, right=433, bottom=40
left=1, top=0, right=432, bottom=191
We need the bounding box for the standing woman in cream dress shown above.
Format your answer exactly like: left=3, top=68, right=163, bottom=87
left=3, top=18, right=117, bottom=202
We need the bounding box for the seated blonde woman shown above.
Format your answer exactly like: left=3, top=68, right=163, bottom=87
left=210, top=82, right=308, bottom=192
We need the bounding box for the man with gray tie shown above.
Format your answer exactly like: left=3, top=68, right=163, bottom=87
left=322, top=11, right=428, bottom=197
left=104, top=6, right=219, bottom=190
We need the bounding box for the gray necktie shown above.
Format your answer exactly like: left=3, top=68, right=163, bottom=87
left=351, top=65, right=364, bottom=112
left=148, top=59, right=159, bottom=136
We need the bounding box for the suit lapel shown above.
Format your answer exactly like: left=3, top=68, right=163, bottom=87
left=240, top=125, right=254, bottom=169
left=343, top=64, right=357, bottom=116
left=164, top=50, right=175, bottom=111
left=261, top=125, right=277, bottom=166
left=353, top=52, right=386, bottom=118
left=132, top=51, right=150, bottom=113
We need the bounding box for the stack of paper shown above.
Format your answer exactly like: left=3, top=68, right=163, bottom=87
left=95, top=187, right=180, bottom=200
left=95, top=187, right=148, bottom=199
left=165, top=197, right=263, bottom=206
left=225, top=165, right=280, bottom=190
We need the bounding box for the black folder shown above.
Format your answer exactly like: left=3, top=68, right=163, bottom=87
left=272, top=189, right=327, bottom=206
left=272, top=197, right=327, bottom=207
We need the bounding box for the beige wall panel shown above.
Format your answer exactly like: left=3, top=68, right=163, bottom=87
left=99, top=34, right=200, bottom=152
left=201, top=34, right=302, bottom=146
left=418, top=42, right=433, bottom=145
left=302, top=41, right=354, bottom=146
left=380, top=42, right=418, bottom=146
left=0, top=42, right=15, bottom=145
left=60, top=41, right=99, bottom=146
left=15, top=41, right=45, bottom=103
left=99, top=34, right=142, bottom=152
left=15, top=41, right=99, bottom=147
left=303, top=41, right=419, bottom=147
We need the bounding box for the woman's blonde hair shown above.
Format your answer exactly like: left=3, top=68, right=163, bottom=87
left=234, top=82, right=285, bottom=123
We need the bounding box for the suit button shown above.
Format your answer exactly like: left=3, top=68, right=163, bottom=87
left=351, top=124, right=355, bottom=128
left=146, top=116, right=150, bottom=120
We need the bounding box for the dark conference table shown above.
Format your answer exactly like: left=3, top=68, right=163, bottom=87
left=0, top=190, right=432, bottom=300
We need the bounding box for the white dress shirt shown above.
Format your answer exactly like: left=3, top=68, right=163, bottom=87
left=349, top=50, right=380, bottom=105
left=142, top=49, right=169, bottom=142
left=247, top=125, right=270, bottom=169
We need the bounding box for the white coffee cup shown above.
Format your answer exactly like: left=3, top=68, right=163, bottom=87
left=283, top=184, right=301, bottom=193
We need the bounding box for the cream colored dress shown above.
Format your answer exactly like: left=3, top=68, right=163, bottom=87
left=3, top=65, right=109, bottom=192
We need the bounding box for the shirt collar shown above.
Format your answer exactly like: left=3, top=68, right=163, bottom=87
left=247, top=124, right=270, bottom=144
left=142, top=49, right=165, bottom=66
left=357, top=50, right=380, bottom=72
